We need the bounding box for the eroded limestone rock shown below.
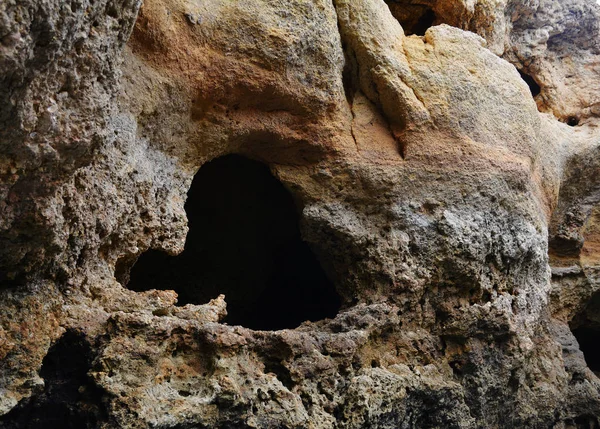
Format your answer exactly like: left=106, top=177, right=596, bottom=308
left=1, top=0, right=600, bottom=427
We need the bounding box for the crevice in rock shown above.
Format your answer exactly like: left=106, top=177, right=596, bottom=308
left=0, top=330, right=107, bottom=429
left=341, top=46, right=360, bottom=106
left=335, top=0, right=359, bottom=108
left=385, top=2, right=436, bottom=36
left=125, top=154, right=342, bottom=331
left=518, top=70, right=541, bottom=97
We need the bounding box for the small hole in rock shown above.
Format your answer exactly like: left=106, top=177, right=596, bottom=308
left=518, top=70, right=541, bottom=97
left=567, top=116, right=580, bottom=127
left=125, top=154, right=342, bottom=330
left=106, top=6, right=119, bottom=19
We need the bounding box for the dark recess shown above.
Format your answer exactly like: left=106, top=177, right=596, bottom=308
left=567, top=116, right=580, bottom=127
left=573, top=415, right=600, bottom=429
left=571, top=289, right=600, bottom=378
left=0, top=270, right=23, bottom=289
left=0, top=330, right=107, bottom=429
left=573, top=326, right=600, bottom=375
left=126, top=154, right=341, bottom=331
left=385, top=2, right=436, bottom=36
left=411, top=9, right=436, bottom=36
left=518, top=70, right=541, bottom=97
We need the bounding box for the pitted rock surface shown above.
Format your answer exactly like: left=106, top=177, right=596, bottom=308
left=1, top=0, right=600, bottom=427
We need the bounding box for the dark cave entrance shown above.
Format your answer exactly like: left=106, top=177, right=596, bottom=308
left=384, top=2, right=436, bottom=36
left=0, top=331, right=107, bottom=429
left=125, top=154, right=341, bottom=331
left=572, top=326, right=600, bottom=374
left=410, top=8, right=436, bottom=36
left=571, top=291, right=600, bottom=377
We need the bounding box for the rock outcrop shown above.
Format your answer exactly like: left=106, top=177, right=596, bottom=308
left=1, top=0, right=600, bottom=427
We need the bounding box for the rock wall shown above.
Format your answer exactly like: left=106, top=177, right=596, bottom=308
left=1, top=0, right=600, bottom=427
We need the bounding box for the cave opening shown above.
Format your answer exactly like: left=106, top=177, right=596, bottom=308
left=411, top=8, right=436, bottom=36
left=384, top=2, right=437, bottom=36
left=518, top=70, right=541, bottom=97
left=571, top=290, right=600, bottom=377
left=125, top=154, right=341, bottom=331
left=0, top=330, right=107, bottom=429
left=573, top=326, right=600, bottom=374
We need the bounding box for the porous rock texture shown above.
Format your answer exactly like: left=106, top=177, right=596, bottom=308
left=1, top=0, right=600, bottom=427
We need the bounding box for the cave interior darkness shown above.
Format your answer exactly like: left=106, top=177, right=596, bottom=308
left=0, top=330, right=107, bottom=429
left=518, top=70, right=541, bottom=97
left=385, top=1, right=437, bottom=36
left=572, top=291, right=600, bottom=376
left=125, top=154, right=342, bottom=331
left=573, top=325, right=600, bottom=375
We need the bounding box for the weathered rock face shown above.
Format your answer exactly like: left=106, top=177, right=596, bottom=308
left=1, top=0, right=600, bottom=427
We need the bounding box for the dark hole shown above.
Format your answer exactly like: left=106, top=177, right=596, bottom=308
left=385, top=3, right=436, bottom=36
left=449, top=359, right=463, bottom=376
left=341, top=45, right=359, bottom=105
left=0, top=270, right=24, bottom=289
left=263, top=359, right=294, bottom=390
left=106, top=6, right=119, bottom=19
left=411, top=9, right=436, bottom=36
left=567, top=116, right=580, bottom=127
left=572, top=326, right=600, bottom=374
left=0, top=331, right=107, bottom=429
left=126, top=154, right=341, bottom=331
left=574, top=414, right=600, bottom=429
left=518, top=70, right=541, bottom=97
